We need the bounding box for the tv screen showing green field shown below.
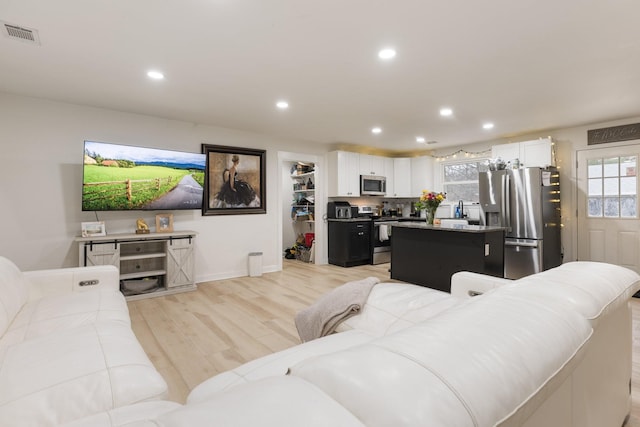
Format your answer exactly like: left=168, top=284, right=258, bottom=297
left=82, top=141, right=206, bottom=211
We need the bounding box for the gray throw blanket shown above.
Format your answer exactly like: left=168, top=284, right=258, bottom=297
left=295, top=277, right=380, bottom=342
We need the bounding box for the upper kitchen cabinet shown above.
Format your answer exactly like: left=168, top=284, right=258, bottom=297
left=383, top=157, right=395, bottom=197
left=390, top=157, right=412, bottom=197
left=410, top=156, right=434, bottom=197
left=520, top=138, right=554, bottom=168
left=492, top=138, right=554, bottom=168
left=359, top=154, right=385, bottom=176
left=328, top=151, right=360, bottom=197
left=491, top=142, right=520, bottom=165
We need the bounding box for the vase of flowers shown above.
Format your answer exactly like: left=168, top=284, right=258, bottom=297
left=414, top=190, right=446, bottom=225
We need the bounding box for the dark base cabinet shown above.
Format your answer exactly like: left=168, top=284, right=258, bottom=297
left=328, top=220, right=371, bottom=267
left=391, top=226, right=504, bottom=293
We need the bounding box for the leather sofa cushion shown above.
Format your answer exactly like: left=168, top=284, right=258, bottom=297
left=0, top=321, right=168, bottom=426
left=188, top=329, right=374, bottom=403
left=1, top=289, right=129, bottom=353
left=163, top=377, right=365, bottom=427
left=499, top=261, right=640, bottom=325
left=62, top=401, right=182, bottom=427
left=0, top=257, right=28, bottom=336
left=335, top=282, right=462, bottom=336
left=290, top=294, right=591, bottom=427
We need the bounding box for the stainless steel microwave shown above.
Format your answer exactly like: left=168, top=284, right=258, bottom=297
left=360, top=175, right=386, bottom=196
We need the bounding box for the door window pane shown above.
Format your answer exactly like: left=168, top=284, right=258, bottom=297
left=588, top=178, right=602, bottom=196
left=588, top=197, right=602, bottom=217
left=620, top=177, right=636, bottom=195
left=604, top=197, right=619, bottom=217
left=621, top=196, right=637, bottom=217
left=603, top=158, right=619, bottom=177
left=588, top=159, right=602, bottom=177
left=586, top=155, right=637, bottom=218
left=621, top=156, right=636, bottom=176
left=603, top=177, right=619, bottom=195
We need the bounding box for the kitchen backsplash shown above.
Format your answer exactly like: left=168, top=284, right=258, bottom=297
left=327, top=196, right=481, bottom=220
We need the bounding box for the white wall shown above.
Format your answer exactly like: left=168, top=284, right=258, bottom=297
left=0, top=93, right=328, bottom=282
left=3, top=92, right=638, bottom=277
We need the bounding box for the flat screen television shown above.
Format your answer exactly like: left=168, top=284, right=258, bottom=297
left=82, top=141, right=206, bottom=211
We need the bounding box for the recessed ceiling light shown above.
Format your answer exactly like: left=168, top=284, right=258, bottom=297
left=378, top=48, right=396, bottom=60
left=147, top=70, right=164, bottom=80
left=416, top=137, right=426, bottom=143
left=371, top=127, right=382, bottom=134
left=276, top=101, right=289, bottom=109
left=439, top=107, right=453, bottom=117
left=483, top=122, right=495, bottom=130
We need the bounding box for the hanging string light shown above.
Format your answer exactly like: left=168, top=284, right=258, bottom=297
left=433, top=148, right=492, bottom=161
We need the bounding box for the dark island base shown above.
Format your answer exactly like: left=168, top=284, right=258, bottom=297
left=390, top=226, right=504, bottom=293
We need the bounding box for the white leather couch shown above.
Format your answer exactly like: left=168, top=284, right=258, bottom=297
left=58, top=262, right=640, bottom=426
left=0, top=257, right=169, bottom=426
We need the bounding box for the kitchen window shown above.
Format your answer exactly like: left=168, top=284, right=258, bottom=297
left=441, top=158, right=490, bottom=203
left=587, top=156, right=637, bottom=218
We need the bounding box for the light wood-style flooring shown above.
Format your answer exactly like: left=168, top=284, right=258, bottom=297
left=129, top=260, right=640, bottom=425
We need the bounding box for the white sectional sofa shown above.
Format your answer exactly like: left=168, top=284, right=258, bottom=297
left=5, top=259, right=639, bottom=426
left=0, top=257, right=168, bottom=426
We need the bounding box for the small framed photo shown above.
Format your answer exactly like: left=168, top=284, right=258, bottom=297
left=155, top=213, right=174, bottom=233
left=81, top=221, right=106, bottom=237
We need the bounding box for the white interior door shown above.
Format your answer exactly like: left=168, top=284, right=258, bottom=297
left=577, top=144, right=640, bottom=272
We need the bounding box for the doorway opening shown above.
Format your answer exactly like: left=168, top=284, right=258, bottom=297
left=576, top=143, right=640, bottom=273
left=277, top=151, right=325, bottom=270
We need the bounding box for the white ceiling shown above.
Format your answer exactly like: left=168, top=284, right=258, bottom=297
left=1, top=0, right=639, bottom=151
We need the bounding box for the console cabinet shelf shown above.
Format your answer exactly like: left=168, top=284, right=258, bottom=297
left=76, top=230, right=197, bottom=300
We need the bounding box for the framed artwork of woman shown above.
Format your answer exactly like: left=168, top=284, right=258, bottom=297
left=201, top=144, right=266, bottom=215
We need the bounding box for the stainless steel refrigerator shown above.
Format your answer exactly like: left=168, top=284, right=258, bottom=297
left=479, top=167, right=562, bottom=279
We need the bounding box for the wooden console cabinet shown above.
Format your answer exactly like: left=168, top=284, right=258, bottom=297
left=76, top=231, right=197, bottom=300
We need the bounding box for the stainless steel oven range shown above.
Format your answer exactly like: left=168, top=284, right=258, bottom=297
left=371, top=219, right=399, bottom=264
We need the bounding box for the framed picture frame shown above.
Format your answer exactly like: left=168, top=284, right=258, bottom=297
left=81, top=221, right=106, bottom=237
left=201, top=144, right=266, bottom=215
left=155, top=213, right=174, bottom=233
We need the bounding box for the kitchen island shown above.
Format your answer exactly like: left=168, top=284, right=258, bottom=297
left=389, top=222, right=505, bottom=292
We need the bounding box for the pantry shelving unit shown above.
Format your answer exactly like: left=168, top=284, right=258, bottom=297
left=290, top=166, right=315, bottom=262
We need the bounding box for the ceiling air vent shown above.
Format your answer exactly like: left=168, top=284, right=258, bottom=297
left=2, top=21, right=40, bottom=45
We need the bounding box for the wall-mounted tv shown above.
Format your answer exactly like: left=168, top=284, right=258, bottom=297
left=82, top=141, right=206, bottom=211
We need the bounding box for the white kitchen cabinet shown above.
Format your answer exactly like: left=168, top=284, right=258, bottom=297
left=328, top=151, right=360, bottom=197
left=359, top=154, right=385, bottom=176
left=410, top=156, right=434, bottom=197
left=521, top=138, right=553, bottom=168
left=492, top=138, right=553, bottom=168
left=383, top=157, right=395, bottom=196
left=491, top=142, right=520, bottom=164
left=391, top=157, right=412, bottom=197
left=76, top=231, right=197, bottom=300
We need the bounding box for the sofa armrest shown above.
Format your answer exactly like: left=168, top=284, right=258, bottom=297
left=23, top=265, right=120, bottom=302
left=450, top=272, right=513, bottom=298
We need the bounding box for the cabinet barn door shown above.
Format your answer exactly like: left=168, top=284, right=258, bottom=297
left=84, top=243, right=120, bottom=267
left=166, top=238, right=195, bottom=288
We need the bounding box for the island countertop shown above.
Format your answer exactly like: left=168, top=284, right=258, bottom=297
left=381, top=221, right=506, bottom=234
